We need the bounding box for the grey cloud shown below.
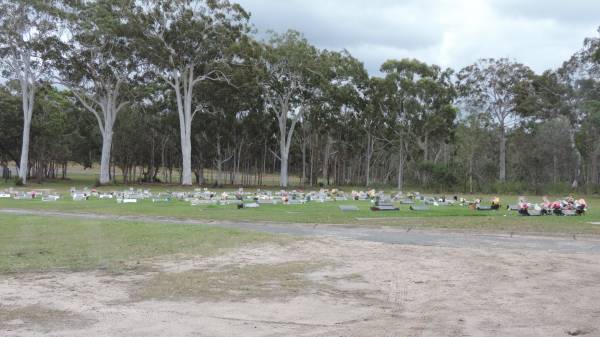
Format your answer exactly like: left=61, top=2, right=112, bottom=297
left=238, top=0, right=443, bottom=49
left=234, top=0, right=600, bottom=75
left=490, top=0, right=600, bottom=24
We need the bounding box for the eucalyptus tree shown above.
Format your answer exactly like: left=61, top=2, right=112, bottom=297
left=381, top=59, right=457, bottom=188
left=134, top=0, right=250, bottom=185
left=316, top=50, right=368, bottom=185
left=0, top=0, right=59, bottom=183
left=457, top=58, right=533, bottom=182
left=361, top=77, right=389, bottom=186
left=257, top=30, right=320, bottom=187
left=58, top=0, right=137, bottom=184
left=516, top=70, right=583, bottom=187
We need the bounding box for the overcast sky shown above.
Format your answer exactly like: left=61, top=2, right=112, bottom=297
left=235, top=0, right=600, bottom=75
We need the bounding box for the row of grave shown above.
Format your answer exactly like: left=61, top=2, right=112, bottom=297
left=0, top=187, right=460, bottom=207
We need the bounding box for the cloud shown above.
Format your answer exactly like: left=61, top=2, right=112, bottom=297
left=236, top=0, right=600, bottom=75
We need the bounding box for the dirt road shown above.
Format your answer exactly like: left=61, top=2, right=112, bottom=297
left=2, top=208, right=600, bottom=336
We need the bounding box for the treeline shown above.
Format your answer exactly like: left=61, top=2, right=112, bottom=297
left=1, top=0, right=600, bottom=193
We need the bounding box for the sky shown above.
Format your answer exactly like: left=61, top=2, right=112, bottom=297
left=235, top=0, right=600, bottom=75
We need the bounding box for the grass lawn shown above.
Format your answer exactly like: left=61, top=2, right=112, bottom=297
left=2, top=195, right=600, bottom=235
left=0, top=214, right=282, bottom=274
left=2, top=177, right=600, bottom=235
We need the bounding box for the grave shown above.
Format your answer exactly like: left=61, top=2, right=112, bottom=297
left=258, top=199, right=278, bottom=205
left=190, top=199, right=218, bottom=206
left=72, top=193, right=87, bottom=201
left=117, top=198, right=137, bottom=204
left=371, top=201, right=399, bottom=211
left=339, top=205, right=359, bottom=212
left=410, top=205, right=429, bottom=211
left=42, top=195, right=60, bottom=202
left=152, top=195, right=171, bottom=203
left=528, top=209, right=543, bottom=216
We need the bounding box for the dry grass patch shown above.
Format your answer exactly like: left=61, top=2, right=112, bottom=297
left=132, top=261, right=330, bottom=302
left=0, top=305, right=94, bottom=331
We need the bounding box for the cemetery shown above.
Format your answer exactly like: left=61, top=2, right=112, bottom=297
left=2, top=0, right=600, bottom=336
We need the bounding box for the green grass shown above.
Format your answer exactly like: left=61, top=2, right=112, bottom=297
left=3, top=176, right=600, bottom=235
left=2, top=195, right=600, bottom=235
left=0, top=214, right=281, bottom=273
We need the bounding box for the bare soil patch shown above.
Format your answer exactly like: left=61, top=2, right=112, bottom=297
left=1, top=239, right=600, bottom=337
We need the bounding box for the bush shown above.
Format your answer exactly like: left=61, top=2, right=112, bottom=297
left=14, top=176, right=24, bottom=186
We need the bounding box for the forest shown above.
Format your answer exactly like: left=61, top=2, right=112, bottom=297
left=2, top=0, right=600, bottom=193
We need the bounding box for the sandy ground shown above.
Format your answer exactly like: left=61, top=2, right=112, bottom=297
left=2, top=238, right=600, bottom=337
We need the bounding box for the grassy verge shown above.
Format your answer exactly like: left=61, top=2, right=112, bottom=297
left=0, top=214, right=282, bottom=274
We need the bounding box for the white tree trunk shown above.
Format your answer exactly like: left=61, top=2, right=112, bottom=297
left=71, top=83, right=125, bottom=186
left=365, top=133, right=373, bottom=187
left=499, top=125, right=506, bottom=182
left=18, top=115, right=31, bottom=183
left=322, top=135, right=332, bottom=185
left=99, top=130, right=113, bottom=184
left=180, top=132, right=193, bottom=185
left=18, top=66, right=35, bottom=184
left=280, top=153, right=289, bottom=187
left=274, top=100, right=301, bottom=188
left=397, top=143, right=404, bottom=190
left=173, top=68, right=196, bottom=186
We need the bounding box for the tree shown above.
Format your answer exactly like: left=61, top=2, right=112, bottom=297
left=381, top=59, right=457, bottom=188
left=58, top=0, right=136, bottom=184
left=0, top=84, right=23, bottom=172
left=315, top=50, right=368, bottom=186
left=516, top=70, right=582, bottom=187
left=258, top=30, right=320, bottom=187
left=0, top=0, right=58, bottom=183
left=458, top=58, right=533, bottom=182
left=134, top=0, right=249, bottom=185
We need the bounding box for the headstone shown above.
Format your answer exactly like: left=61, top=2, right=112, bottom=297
left=339, top=205, right=359, bottom=212
left=371, top=202, right=399, bottom=211
left=42, top=195, right=60, bottom=202
left=190, top=199, right=218, bottom=206
left=258, top=199, right=277, bottom=205
left=410, top=205, right=429, bottom=211
left=117, top=198, right=137, bottom=204
left=528, top=209, right=543, bottom=216
left=72, top=193, right=87, bottom=201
